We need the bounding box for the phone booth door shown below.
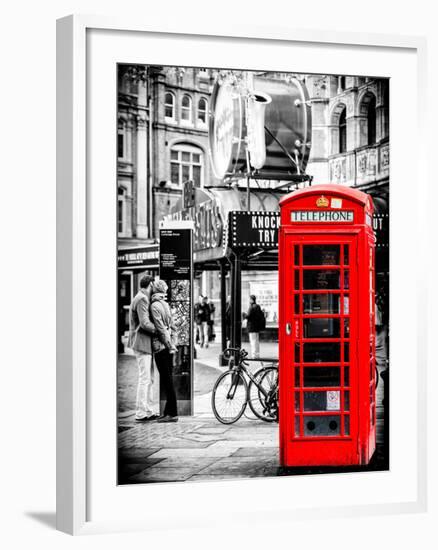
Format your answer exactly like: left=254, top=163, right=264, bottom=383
left=280, top=234, right=360, bottom=466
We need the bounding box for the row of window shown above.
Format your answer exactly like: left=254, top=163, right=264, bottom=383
left=118, top=143, right=205, bottom=236
left=165, top=92, right=208, bottom=125
left=118, top=126, right=205, bottom=188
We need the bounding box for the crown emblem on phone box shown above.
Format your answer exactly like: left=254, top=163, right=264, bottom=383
left=316, top=195, right=329, bottom=208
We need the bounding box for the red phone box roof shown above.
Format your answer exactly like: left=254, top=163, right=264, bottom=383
left=279, top=184, right=374, bottom=227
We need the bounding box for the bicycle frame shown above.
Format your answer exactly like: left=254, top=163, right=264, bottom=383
left=229, top=360, right=277, bottom=401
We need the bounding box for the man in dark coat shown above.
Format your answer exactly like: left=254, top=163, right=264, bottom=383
left=244, top=294, right=265, bottom=359
left=194, top=295, right=210, bottom=348
left=128, top=274, right=159, bottom=422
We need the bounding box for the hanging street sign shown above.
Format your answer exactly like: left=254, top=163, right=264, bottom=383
left=229, top=211, right=280, bottom=249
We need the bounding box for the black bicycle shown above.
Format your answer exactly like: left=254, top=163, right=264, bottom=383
left=211, top=348, right=278, bottom=424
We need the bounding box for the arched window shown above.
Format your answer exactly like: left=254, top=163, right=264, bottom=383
left=339, top=107, right=347, bottom=154
left=338, top=76, right=346, bottom=91
left=367, top=95, right=377, bottom=145
left=197, top=98, right=208, bottom=125
left=170, top=144, right=203, bottom=187
left=164, top=92, right=175, bottom=121
left=181, top=94, right=192, bottom=124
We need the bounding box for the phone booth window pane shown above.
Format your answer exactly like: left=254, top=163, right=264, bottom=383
left=304, top=415, right=340, bottom=436
left=303, top=343, right=341, bottom=362
left=344, top=270, right=350, bottom=289
left=344, top=245, right=350, bottom=265
left=344, top=343, right=350, bottom=362
left=343, top=296, right=350, bottom=314
left=303, top=294, right=340, bottom=314
left=303, top=367, right=340, bottom=387
left=294, top=367, right=300, bottom=387
left=294, top=294, right=300, bottom=314
left=303, top=391, right=326, bottom=411
left=294, top=270, right=300, bottom=290
left=344, top=366, right=350, bottom=386
left=294, top=417, right=300, bottom=436
left=344, top=415, right=350, bottom=435
left=343, top=318, right=350, bottom=337
left=303, top=245, right=340, bottom=265
left=294, top=245, right=300, bottom=265
left=303, top=318, right=340, bottom=338
left=294, top=343, right=300, bottom=362
left=294, top=392, right=300, bottom=411
left=303, top=270, right=340, bottom=289
left=344, top=390, right=350, bottom=411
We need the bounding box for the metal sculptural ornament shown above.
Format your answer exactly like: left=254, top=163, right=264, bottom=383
left=208, top=71, right=312, bottom=180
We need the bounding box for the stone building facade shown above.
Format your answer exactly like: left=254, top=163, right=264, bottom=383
left=305, top=74, right=389, bottom=194
left=117, top=65, right=218, bottom=244
left=148, top=66, right=219, bottom=237
left=117, top=67, right=389, bottom=347
left=117, top=66, right=151, bottom=246
left=117, top=65, right=219, bottom=349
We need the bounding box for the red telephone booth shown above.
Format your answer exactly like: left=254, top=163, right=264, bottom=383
left=279, top=185, right=376, bottom=467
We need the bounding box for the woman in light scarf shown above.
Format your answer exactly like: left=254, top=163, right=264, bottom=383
left=150, top=279, right=178, bottom=422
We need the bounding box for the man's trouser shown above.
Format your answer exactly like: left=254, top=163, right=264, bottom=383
left=135, top=352, right=158, bottom=419
left=248, top=332, right=260, bottom=359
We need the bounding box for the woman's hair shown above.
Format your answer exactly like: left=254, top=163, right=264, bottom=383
left=152, top=279, right=168, bottom=294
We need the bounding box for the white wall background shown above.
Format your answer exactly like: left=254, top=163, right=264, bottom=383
left=0, top=0, right=436, bottom=547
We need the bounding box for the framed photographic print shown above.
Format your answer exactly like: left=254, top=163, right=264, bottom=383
left=57, top=16, right=427, bottom=535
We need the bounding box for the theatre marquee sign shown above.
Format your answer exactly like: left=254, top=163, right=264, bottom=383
left=229, top=211, right=280, bottom=249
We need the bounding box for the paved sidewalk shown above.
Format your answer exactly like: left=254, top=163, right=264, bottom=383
left=118, top=336, right=387, bottom=484
left=118, top=341, right=281, bottom=484
left=118, top=414, right=279, bottom=484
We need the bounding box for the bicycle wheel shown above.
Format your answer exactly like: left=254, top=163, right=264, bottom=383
left=211, top=370, right=248, bottom=424
left=248, top=366, right=278, bottom=422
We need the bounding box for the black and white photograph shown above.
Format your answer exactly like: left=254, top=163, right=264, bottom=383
left=117, top=64, right=389, bottom=484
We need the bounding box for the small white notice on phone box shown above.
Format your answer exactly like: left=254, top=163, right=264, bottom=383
left=331, top=198, right=343, bottom=209
left=326, top=390, right=340, bottom=410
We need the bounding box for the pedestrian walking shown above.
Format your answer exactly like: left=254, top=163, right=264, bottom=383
left=150, top=279, right=179, bottom=423
left=194, top=295, right=210, bottom=348
left=207, top=297, right=216, bottom=342
left=244, top=294, right=266, bottom=359
left=128, top=274, right=160, bottom=422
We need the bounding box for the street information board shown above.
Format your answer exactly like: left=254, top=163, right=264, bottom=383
left=159, top=222, right=194, bottom=415
left=159, top=229, right=191, bottom=279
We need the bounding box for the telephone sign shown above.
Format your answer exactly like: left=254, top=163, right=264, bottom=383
left=291, top=210, right=354, bottom=223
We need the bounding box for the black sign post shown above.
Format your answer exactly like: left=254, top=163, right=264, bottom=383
left=159, top=221, right=194, bottom=416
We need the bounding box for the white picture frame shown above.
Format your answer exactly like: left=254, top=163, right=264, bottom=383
left=56, top=15, right=428, bottom=535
